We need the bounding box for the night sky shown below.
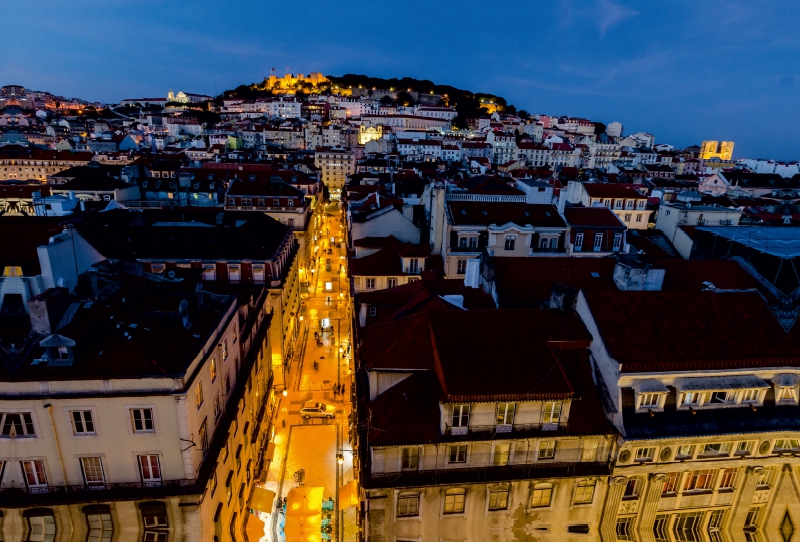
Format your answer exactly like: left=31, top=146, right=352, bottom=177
left=3, top=1, right=799, bottom=160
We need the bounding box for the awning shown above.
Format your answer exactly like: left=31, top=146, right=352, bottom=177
left=339, top=480, right=359, bottom=508
left=250, top=487, right=276, bottom=513
left=631, top=379, right=669, bottom=393
left=245, top=513, right=267, bottom=542
left=675, top=375, right=770, bottom=392
left=285, top=487, right=324, bottom=542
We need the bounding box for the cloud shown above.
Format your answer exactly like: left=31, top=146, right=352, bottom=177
left=597, top=0, right=639, bottom=37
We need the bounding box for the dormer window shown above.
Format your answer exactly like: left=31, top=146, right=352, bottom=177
left=633, top=379, right=669, bottom=412
left=40, top=334, right=76, bottom=366
left=773, top=374, right=800, bottom=405
left=675, top=376, right=770, bottom=409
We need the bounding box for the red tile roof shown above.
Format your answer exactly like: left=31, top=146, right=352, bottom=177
left=582, top=183, right=646, bottom=199
left=447, top=202, right=566, bottom=227
left=563, top=207, right=626, bottom=228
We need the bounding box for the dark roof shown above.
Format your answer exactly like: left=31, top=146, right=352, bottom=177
left=581, top=184, right=646, bottom=199
left=563, top=207, right=626, bottom=229
left=353, top=236, right=399, bottom=249
left=52, top=176, right=130, bottom=192
left=362, top=310, right=591, bottom=402
left=350, top=242, right=438, bottom=277
left=74, top=209, right=291, bottom=262
left=584, top=290, right=800, bottom=372
left=226, top=179, right=305, bottom=198
left=447, top=202, right=566, bottom=227
left=625, top=229, right=680, bottom=258
left=451, top=175, right=525, bottom=196
left=0, top=217, right=66, bottom=275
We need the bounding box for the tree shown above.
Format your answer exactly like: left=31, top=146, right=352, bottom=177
left=594, top=122, right=606, bottom=135
left=379, top=95, right=394, bottom=106
left=518, top=110, right=531, bottom=120
left=395, top=90, right=415, bottom=106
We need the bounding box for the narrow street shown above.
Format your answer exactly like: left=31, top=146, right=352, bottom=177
left=261, top=202, right=356, bottom=542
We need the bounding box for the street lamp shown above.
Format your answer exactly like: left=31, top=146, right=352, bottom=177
left=282, top=388, right=288, bottom=397
left=336, top=454, right=344, bottom=465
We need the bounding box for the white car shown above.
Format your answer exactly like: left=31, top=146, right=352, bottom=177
left=300, top=401, right=336, bottom=419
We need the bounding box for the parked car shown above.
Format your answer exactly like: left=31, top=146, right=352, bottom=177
left=300, top=401, right=336, bottom=419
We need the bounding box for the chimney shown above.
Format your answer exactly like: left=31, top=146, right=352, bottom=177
left=28, top=288, right=71, bottom=335
left=549, top=283, right=578, bottom=311
left=464, top=259, right=480, bottom=288
left=613, top=260, right=665, bottom=291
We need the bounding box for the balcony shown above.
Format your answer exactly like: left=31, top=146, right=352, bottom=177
left=529, top=246, right=567, bottom=255
left=445, top=422, right=567, bottom=440
left=0, top=479, right=198, bottom=507
left=367, top=450, right=610, bottom=489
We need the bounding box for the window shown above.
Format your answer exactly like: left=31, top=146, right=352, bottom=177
left=139, top=455, right=162, bottom=484
left=496, top=403, right=516, bottom=425
left=210, top=471, right=218, bottom=497
left=22, top=460, right=47, bottom=491
left=220, top=340, right=228, bottom=361
left=199, top=419, right=208, bottom=456
left=489, top=484, right=509, bottom=510
left=603, top=199, right=612, bottom=208
left=195, top=382, right=204, bottom=409
left=448, top=445, right=467, bottom=464
left=756, top=467, right=774, bottom=487
left=71, top=410, right=95, bottom=435
left=573, top=479, right=596, bottom=504
left=636, top=214, right=643, bottom=222
left=681, top=392, right=703, bottom=407
left=574, top=232, right=584, bottom=251
left=683, top=469, right=715, bottom=492
left=538, top=440, right=556, bottom=460
left=214, top=393, right=221, bottom=419
left=719, top=467, right=737, bottom=490
left=365, top=278, right=376, bottom=290
left=654, top=515, right=670, bottom=542
left=708, top=510, right=725, bottom=542
left=777, top=386, right=797, bottom=403
left=85, top=508, right=113, bottom=542
left=676, top=444, right=695, bottom=459
left=459, top=237, right=467, bottom=248
left=451, top=404, right=470, bottom=427
left=387, top=278, right=397, bottom=289
left=443, top=488, right=466, bottom=514
left=456, top=259, right=467, bottom=275
left=26, top=514, right=56, bottom=542
left=368, top=306, right=377, bottom=317
left=624, top=214, right=631, bottom=222
left=624, top=477, right=640, bottom=498
left=401, top=447, right=418, bottom=471
left=408, top=258, right=419, bottom=273
left=131, top=408, right=155, bottom=433
left=593, top=232, right=603, bottom=251
left=504, top=237, right=516, bottom=251
left=774, top=439, right=800, bottom=451
left=635, top=447, right=655, bottom=462
left=662, top=472, right=680, bottom=494
left=469, top=237, right=478, bottom=249
left=613, top=233, right=623, bottom=251
left=531, top=483, right=552, bottom=508
left=701, top=442, right=732, bottom=456
left=542, top=401, right=562, bottom=428
left=736, top=441, right=754, bottom=455
left=673, top=512, right=703, bottom=542
left=710, top=391, right=734, bottom=404
left=493, top=443, right=511, bottom=465
left=639, top=393, right=660, bottom=409
left=225, top=373, right=231, bottom=395
left=141, top=502, right=169, bottom=541
left=626, top=200, right=635, bottom=209
left=397, top=492, right=419, bottom=517
left=81, top=457, right=105, bottom=487
left=225, top=470, right=234, bottom=503
left=0, top=412, right=36, bottom=437
left=616, top=517, right=635, bottom=540
left=210, top=358, right=217, bottom=383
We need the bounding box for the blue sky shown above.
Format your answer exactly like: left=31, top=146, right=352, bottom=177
left=3, top=1, right=799, bottom=160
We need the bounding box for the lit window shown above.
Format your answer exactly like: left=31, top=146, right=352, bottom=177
left=662, top=472, right=680, bottom=494
left=443, top=488, right=466, bottom=514
left=624, top=477, right=641, bottom=498
left=573, top=479, right=596, bottom=504
left=683, top=469, right=715, bottom=492
left=538, top=440, right=556, bottom=460
left=496, top=403, right=516, bottom=425
left=195, top=382, right=204, bottom=409
left=531, top=483, right=552, bottom=508
left=700, top=442, right=732, bottom=456
left=719, top=467, right=737, bottom=490
left=489, top=484, right=509, bottom=511
left=676, top=445, right=695, bottom=459
left=542, top=401, right=562, bottom=428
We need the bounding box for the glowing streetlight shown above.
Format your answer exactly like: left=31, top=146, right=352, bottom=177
left=282, top=388, right=288, bottom=397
